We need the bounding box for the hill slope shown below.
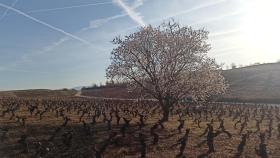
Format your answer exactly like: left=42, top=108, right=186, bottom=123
left=0, top=89, right=77, bottom=97
left=2, top=63, right=280, bottom=102
left=82, top=62, right=280, bottom=103
left=81, top=85, right=138, bottom=99
left=222, top=62, right=280, bottom=102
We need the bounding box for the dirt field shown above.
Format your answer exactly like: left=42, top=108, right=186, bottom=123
left=0, top=97, right=279, bottom=158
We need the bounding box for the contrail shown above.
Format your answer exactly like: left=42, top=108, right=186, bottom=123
left=0, top=3, right=92, bottom=46
left=0, top=0, right=19, bottom=21
left=190, top=10, right=244, bottom=26
left=26, top=1, right=113, bottom=14
left=85, top=0, right=144, bottom=30
left=210, top=27, right=243, bottom=38
left=113, top=0, right=146, bottom=27
left=149, top=0, right=227, bottom=24
left=88, top=14, right=126, bottom=29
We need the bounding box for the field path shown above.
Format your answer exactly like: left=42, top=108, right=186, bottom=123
left=74, top=90, right=158, bottom=101
left=74, top=90, right=82, bottom=97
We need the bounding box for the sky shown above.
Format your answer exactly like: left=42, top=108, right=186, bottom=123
left=0, top=0, right=280, bottom=90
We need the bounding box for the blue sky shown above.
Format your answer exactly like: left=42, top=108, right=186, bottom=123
left=0, top=0, right=280, bottom=90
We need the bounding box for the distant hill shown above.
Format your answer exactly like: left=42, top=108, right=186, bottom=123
left=2, top=62, right=280, bottom=103
left=0, top=89, right=77, bottom=97
left=81, top=84, right=138, bottom=99
left=222, top=62, right=280, bottom=103
left=82, top=62, right=280, bottom=103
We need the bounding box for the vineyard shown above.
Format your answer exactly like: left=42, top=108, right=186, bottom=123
left=1, top=0, right=280, bottom=157
left=0, top=96, right=278, bottom=158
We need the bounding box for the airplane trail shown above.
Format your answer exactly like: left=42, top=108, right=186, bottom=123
left=0, top=3, right=93, bottom=46
left=27, top=1, right=113, bottom=13
left=0, top=0, right=19, bottom=21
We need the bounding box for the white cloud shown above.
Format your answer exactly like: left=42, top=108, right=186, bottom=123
left=25, top=0, right=145, bottom=60
left=132, top=0, right=144, bottom=8
left=210, top=27, right=243, bottom=38
left=22, top=0, right=146, bottom=61
left=112, top=0, right=146, bottom=27
left=190, top=10, right=244, bottom=26
left=21, top=37, right=70, bottom=63
left=148, top=0, right=227, bottom=24
left=88, top=14, right=126, bottom=29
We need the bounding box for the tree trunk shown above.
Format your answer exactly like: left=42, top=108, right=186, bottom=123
left=161, top=104, right=171, bottom=122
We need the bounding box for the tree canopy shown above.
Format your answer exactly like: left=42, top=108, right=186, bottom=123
left=106, top=21, right=227, bottom=121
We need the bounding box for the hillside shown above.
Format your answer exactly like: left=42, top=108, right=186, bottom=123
left=222, top=62, right=280, bottom=103
left=2, top=63, right=280, bottom=102
left=81, top=85, right=138, bottom=99
left=0, top=89, right=77, bottom=98
left=82, top=62, right=280, bottom=103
